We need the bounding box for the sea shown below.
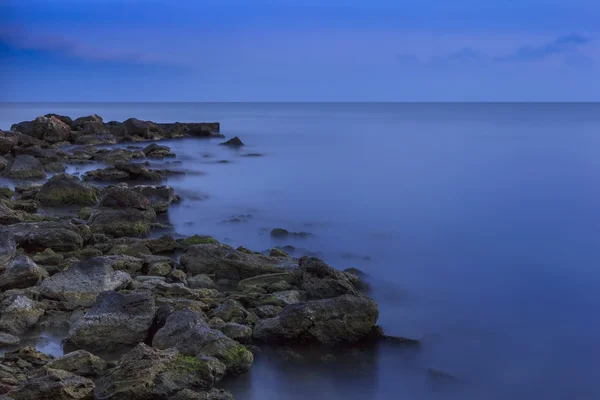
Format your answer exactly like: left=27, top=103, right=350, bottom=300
left=1, top=102, right=600, bottom=399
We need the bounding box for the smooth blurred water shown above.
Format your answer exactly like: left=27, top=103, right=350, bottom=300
left=1, top=103, right=600, bottom=399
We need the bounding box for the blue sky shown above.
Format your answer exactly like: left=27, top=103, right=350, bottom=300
left=0, top=0, right=598, bottom=101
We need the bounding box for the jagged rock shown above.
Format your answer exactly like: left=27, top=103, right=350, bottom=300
left=40, top=257, right=132, bottom=307
left=30, top=116, right=72, bottom=143
left=251, top=305, right=283, bottom=319
left=169, top=388, right=234, bottom=400
left=7, top=368, right=94, bottom=400
left=0, top=294, right=45, bottom=335
left=0, top=255, right=47, bottom=290
left=188, top=274, right=217, bottom=289
left=71, top=114, right=106, bottom=134
left=95, top=343, right=225, bottom=400
left=4, top=155, right=46, bottom=179
left=258, top=290, right=304, bottom=307
left=32, top=248, right=64, bottom=266
left=0, top=131, right=19, bottom=154
left=219, top=136, right=244, bottom=147
left=253, top=294, right=379, bottom=345
left=180, top=243, right=293, bottom=284
left=145, top=235, right=179, bottom=253
left=143, top=143, right=175, bottom=159
left=36, top=173, right=98, bottom=206
left=68, top=291, right=155, bottom=352
left=45, top=113, right=73, bottom=126
left=132, top=185, right=177, bottom=213
left=88, top=208, right=152, bottom=237
left=100, top=186, right=151, bottom=210
left=0, top=202, right=23, bottom=225
left=95, top=148, right=132, bottom=165
left=45, top=350, right=107, bottom=377
left=295, top=257, right=359, bottom=299
left=153, top=309, right=253, bottom=374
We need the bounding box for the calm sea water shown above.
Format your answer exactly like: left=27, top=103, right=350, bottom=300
left=1, top=103, right=600, bottom=399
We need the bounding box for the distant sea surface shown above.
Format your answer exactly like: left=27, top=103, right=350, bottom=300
left=1, top=103, right=600, bottom=399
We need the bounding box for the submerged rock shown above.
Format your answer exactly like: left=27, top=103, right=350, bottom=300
left=95, top=343, right=225, bottom=399
left=36, top=173, right=98, bottom=206
left=40, top=257, right=132, bottom=307
left=68, top=291, right=156, bottom=352
left=219, top=136, right=244, bottom=147
left=253, top=294, right=379, bottom=345
left=132, top=185, right=177, bottom=213
left=295, top=257, right=360, bottom=299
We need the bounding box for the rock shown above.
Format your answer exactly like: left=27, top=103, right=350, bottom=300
left=31, top=116, right=72, bottom=143
left=295, top=257, right=359, bottom=299
left=253, top=294, right=379, bottom=345
left=132, top=185, right=177, bottom=213
left=169, top=388, right=234, bottom=400
left=45, top=350, right=107, bottom=377
left=0, top=202, right=24, bottom=225
left=95, top=343, right=225, bottom=400
left=10, top=199, right=39, bottom=213
left=219, top=137, right=244, bottom=147
left=68, top=291, right=155, bottom=352
left=0, top=231, right=17, bottom=272
left=169, top=269, right=188, bottom=285
left=269, top=248, right=289, bottom=258
left=7, top=368, right=94, bottom=400
left=0, top=131, right=19, bottom=154
left=100, top=186, right=151, bottom=210
left=213, top=323, right=253, bottom=344
left=0, top=332, right=20, bottom=346
left=148, top=262, right=172, bottom=276
left=153, top=309, right=253, bottom=374
left=188, top=274, right=217, bottom=289
left=259, top=290, right=304, bottom=307
left=40, top=257, right=132, bottom=307
left=113, top=162, right=167, bottom=181
left=0, top=186, right=13, bottom=199
left=0, top=255, right=47, bottom=290
left=251, top=305, right=283, bottom=319
left=237, top=272, right=296, bottom=291
left=43, top=162, right=66, bottom=173
left=143, top=143, right=175, bottom=159
left=108, top=243, right=152, bottom=258
left=267, top=280, right=293, bottom=292
left=179, top=235, right=218, bottom=246
left=0, top=294, right=45, bottom=335
left=0, top=155, right=7, bottom=171
left=36, top=173, right=98, bottom=206
left=88, top=208, right=152, bottom=237
left=145, top=235, right=179, bottom=253
left=71, top=114, right=105, bottom=134
left=180, top=243, right=293, bottom=284
left=5, top=155, right=46, bottom=179
left=209, top=300, right=257, bottom=325
left=45, top=113, right=73, bottom=126
left=270, top=228, right=289, bottom=238
left=1, top=221, right=84, bottom=253
left=82, top=167, right=129, bottom=182
left=95, top=148, right=132, bottom=165
left=32, top=248, right=65, bottom=266
left=77, top=207, right=92, bottom=220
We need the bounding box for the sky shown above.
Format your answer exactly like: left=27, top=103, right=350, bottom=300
left=0, top=0, right=598, bottom=101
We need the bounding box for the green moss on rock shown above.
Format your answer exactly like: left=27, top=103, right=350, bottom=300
left=180, top=235, right=218, bottom=246
left=269, top=248, right=289, bottom=258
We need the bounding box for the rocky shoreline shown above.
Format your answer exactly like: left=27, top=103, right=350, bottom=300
left=0, top=114, right=390, bottom=399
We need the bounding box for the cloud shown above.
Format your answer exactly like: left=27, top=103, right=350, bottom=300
left=496, top=34, right=592, bottom=62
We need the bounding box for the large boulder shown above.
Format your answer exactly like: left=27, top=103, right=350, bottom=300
left=95, top=343, right=225, bottom=400
left=295, top=257, right=359, bottom=299
left=100, top=186, right=151, bottom=210
left=45, top=350, right=107, bottom=377
left=36, top=173, right=98, bottom=206
left=7, top=368, right=95, bottom=400
left=153, top=309, right=253, bottom=374
left=88, top=208, right=152, bottom=237
left=30, top=116, right=72, bottom=143
left=4, top=155, right=46, bottom=179
left=132, top=185, right=177, bottom=213
left=0, top=294, right=45, bottom=335
left=40, top=257, right=132, bottom=307
left=71, top=114, right=107, bottom=134
left=253, top=294, right=379, bottom=345
left=68, top=291, right=155, bottom=352
left=0, top=255, right=47, bottom=290
left=180, top=243, right=293, bottom=284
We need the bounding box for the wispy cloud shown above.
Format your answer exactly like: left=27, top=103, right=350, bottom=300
left=496, top=34, right=592, bottom=62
